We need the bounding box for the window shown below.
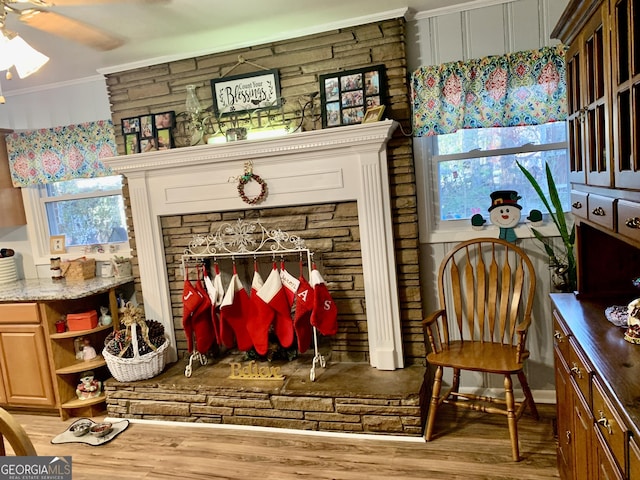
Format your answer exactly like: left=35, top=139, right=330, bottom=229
left=429, top=122, right=568, bottom=227
left=39, top=176, right=127, bottom=247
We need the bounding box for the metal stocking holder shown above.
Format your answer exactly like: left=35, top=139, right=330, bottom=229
left=180, top=218, right=327, bottom=381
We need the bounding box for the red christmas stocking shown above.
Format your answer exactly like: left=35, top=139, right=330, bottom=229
left=182, top=269, right=204, bottom=353
left=258, top=265, right=294, bottom=348
left=192, top=276, right=215, bottom=354
left=310, top=267, right=338, bottom=336
left=220, top=272, right=253, bottom=351
left=280, top=261, right=300, bottom=307
left=203, top=271, right=220, bottom=345
left=248, top=269, right=273, bottom=355
left=294, top=275, right=314, bottom=353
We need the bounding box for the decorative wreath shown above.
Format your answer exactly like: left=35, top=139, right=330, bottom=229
left=237, top=172, right=267, bottom=205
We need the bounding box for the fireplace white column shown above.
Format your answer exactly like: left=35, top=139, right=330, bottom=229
left=103, top=120, right=404, bottom=370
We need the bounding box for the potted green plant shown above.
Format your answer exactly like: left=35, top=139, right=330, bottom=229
left=516, top=161, right=576, bottom=292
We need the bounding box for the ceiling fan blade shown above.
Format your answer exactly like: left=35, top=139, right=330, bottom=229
left=18, top=10, right=124, bottom=50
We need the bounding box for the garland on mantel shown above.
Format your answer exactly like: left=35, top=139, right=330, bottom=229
left=237, top=161, right=267, bottom=205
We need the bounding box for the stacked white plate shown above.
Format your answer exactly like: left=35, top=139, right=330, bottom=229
left=0, top=256, right=17, bottom=285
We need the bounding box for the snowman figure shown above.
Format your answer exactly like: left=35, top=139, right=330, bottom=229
left=488, top=190, right=522, bottom=243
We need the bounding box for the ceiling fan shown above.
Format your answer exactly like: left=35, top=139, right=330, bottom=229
left=0, top=0, right=167, bottom=51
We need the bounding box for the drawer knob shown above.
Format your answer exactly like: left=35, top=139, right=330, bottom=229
left=570, top=363, right=582, bottom=379
left=591, top=206, right=606, bottom=216
left=572, top=201, right=583, bottom=209
left=625, top=217, right=640, bottom=229
left=553, top=331, right=564, bottom=342
left=597, top=411, right=613, bottom=435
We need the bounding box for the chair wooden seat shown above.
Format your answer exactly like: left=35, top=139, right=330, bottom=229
left=422, top=238, right=538, bottom=461
left=427, top=342, right=528, bottom=374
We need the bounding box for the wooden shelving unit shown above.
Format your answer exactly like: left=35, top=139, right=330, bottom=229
left=39, top=282, right=134, bottom=420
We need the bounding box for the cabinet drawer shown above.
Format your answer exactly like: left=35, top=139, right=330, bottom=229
left=552, top=309, right=571, bottom=364
left=571, top=191, right=588, bottom=219
left=593, top=378, right=629, bottom=476
left=568, top=338, right=592, bottom=405
left=587, top=194, right=615, bottom=230
left=0, top=303, right=39, bottom=324
left=617, top=199, right=640, bottom=244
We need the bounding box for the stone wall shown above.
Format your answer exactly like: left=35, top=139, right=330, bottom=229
left=104, top=17, right=425, bottom=365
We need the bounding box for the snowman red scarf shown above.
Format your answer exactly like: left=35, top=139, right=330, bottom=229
left=310, top=265, right=338, bottom=336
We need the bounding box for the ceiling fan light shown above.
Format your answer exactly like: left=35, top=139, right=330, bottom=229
left=0, top=33, right=14, bottom=72
left=9, top=35, right=49, bottom=79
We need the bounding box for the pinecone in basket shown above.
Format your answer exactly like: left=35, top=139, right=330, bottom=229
left=104, top=319, right=166, bottom=358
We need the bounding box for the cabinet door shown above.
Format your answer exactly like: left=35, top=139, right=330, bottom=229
left=612, top=0, right=640, bottom=188
left=581, top=4, right=612, bottom=187
left=572, top=384, right=594, bottom=480
left=555, top=347, right=573, bottom=480
left=0, top=325, right=55, bottom=407
left=567, top=41, right=586, bottom=184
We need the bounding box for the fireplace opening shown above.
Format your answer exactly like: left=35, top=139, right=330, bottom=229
left=163, top=202, right=367, bottom=364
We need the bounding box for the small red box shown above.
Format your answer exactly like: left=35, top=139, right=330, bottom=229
left=66, top=311, right=98, bottom=331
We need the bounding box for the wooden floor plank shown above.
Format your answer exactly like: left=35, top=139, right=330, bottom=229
left=5, top=404, right=559, bottom=479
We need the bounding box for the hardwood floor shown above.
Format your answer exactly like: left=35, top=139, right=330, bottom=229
left=7, top=404, right=559, bottom=479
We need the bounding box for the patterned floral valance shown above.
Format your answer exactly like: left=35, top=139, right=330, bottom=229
left=6, top=120, right=117, bottom=187
left=411, top=45, right=567, bottom=136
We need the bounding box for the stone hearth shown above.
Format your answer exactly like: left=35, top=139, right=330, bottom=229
left=105, top=356, right=427, bottom=437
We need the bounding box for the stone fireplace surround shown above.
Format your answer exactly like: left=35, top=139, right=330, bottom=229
left=103, top=120, right=405, bottom=371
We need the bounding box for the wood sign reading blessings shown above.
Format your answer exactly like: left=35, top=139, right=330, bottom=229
left=229, top=361, right=285, bottom=380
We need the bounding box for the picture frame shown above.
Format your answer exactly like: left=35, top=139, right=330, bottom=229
left=319, top=65, right=387, bottom=128
left=210, top=69, right=281, bottom=116
left=50, top=235, right=66, bottom=254
left=124, top=133, right=140, bottom=155
left=362, top=105, right=386, bottom=124
left=121, top=111, right=175, bottom=154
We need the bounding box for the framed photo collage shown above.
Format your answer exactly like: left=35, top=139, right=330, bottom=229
left=122, top=111, right=175, bottom=154
left=319, top=65, right=387, bottom=128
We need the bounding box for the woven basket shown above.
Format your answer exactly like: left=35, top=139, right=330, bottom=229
left=103, top=322, right=169, bottom=382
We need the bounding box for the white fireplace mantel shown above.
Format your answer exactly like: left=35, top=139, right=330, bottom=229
left=103, top=120, right=404, bottom=370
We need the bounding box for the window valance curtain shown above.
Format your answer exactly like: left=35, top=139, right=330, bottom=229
left=411, top=45, right=567, bottom=137
left=6, top=120, right=117, bottom=187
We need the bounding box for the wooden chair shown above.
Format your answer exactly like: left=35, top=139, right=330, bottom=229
left=422, top=237, right=538, bottom=461
left=0, top=407, right=36, bottom=456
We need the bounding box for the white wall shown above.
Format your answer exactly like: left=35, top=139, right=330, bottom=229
left=406, top=0, right=569, bottom=398
left=0, top=76, right=112, bottom=280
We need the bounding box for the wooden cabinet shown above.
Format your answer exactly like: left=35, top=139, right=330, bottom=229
left=552, top=294, right=640, bottom=480
left=612, top=0, right=640, bottom=188
left=0, top=128, right=25, bottom=227
left=0, top=303, right=55, bottom=408
left=559, top=2, right=611, bottom=186
left=39, top=286, right=124, bottom=420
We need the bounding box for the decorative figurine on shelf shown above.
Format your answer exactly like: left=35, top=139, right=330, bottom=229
left=75, top=371, right=102, bottom=400
left=99, top=306, right=112, bottom=326
left=488, top=190, right=522, bottom=243
left=74, top=337, right=84, bottom=360
left=82, top=338, right=97, bottom=361
left=527, top=209, right=544, bottom=227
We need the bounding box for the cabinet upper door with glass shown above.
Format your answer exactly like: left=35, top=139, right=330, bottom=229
left=612, top=0, right=640, bottom=189
left=555, top=1, right=612, bottom=187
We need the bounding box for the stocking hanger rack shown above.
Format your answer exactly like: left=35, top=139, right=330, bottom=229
left=181, top=218, right=327, bottom=381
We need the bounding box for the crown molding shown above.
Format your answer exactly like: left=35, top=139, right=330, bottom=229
left=412, top=0, right=513, bottom=20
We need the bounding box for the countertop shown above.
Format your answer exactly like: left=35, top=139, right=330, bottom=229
left=0, top=276, right=135, bottom=302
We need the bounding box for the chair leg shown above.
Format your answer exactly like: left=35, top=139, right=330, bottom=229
left=517, top=371, right=539, bottom=420
left=504, top=374, right=520, bottom=461
left=451, top=368, right=460, bottom=395
left=425, top=365, right=443, bottom=441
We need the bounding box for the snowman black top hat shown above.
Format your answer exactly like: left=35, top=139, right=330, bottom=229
left=488, top=190, right=522, bottom=212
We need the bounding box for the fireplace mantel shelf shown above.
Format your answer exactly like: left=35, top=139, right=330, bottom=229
left=104, top=120, right=399, bottom=173
left=103, top=120, right=405, bottom=370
